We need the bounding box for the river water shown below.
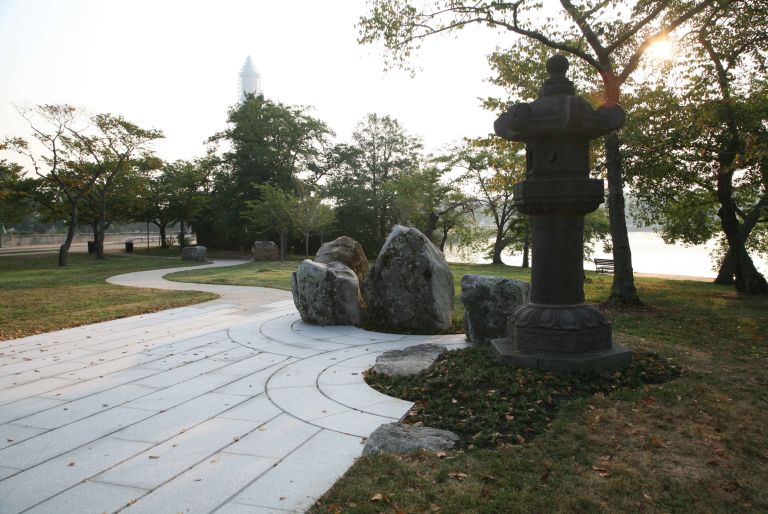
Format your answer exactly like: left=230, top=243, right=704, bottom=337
left=445, top=230, right=768, bottom=279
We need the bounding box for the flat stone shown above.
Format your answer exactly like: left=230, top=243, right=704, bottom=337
left=181, top=245, right=207, bottom=261
left=362, top=423, right=459, bottom=455
left=372, top=344, right=446, bottom=377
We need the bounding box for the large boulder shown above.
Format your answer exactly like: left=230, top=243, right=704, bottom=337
left=291, top=260, right=362, bottom=326
left=314, top=236, right=369, bottom=282
left=181, top=245, right=207, bottom=261
left=461, top=275, right=530, bottom=344
left=363, top=225, right=454, bottom=333
left=252, top=241, right=279, bottom=261
left=363, top=423, right=459, bottom=456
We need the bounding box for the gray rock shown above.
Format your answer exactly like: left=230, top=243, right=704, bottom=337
left=291, top=260, right=362, bottom=326
left=252, top=241, right=279, bottom=261
left=363, top=423, right=459, bottom=455
left=362, top=225, right=454, bottom=333
left=181, top=245, right=207, bottom=261
left=372, top=344, right=446, bottom=376
left=461, top=275, right=530, bottom=344
left=315, top=236, right=369, bottom=282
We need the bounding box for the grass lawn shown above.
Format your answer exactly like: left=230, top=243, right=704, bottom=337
left=169, top=256, right=768, bottom=513
left=0, top=253, right=216, bottom=341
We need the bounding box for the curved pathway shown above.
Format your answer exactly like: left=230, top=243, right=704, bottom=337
left=0, top=260, right=467, bottom=514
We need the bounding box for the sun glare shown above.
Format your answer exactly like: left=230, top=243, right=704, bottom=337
left=647, top=38, right=676, bottom=61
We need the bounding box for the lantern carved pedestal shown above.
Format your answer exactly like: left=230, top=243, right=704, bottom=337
left=491, top=55, right=632, bottom=372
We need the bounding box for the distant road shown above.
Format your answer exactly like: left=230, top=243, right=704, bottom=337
left=0, top=241, right=127, bottom=257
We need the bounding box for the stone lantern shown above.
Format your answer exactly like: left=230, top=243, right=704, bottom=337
left=491, top=55, right=632, bottom=372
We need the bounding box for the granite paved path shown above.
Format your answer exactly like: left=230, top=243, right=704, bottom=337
left=0, top=259, right=467, bottom=513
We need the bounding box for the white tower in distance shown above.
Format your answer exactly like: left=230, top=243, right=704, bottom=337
left=238, top=56, right=262, bottom=102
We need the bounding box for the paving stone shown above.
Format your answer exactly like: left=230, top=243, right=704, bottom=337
left=0, top=437, right=151, bottom=513
left=267, top=387, right=349, bottom=421
left=231, top=430, right=363, bottom=512
left=217, top=503, right=296, bottom=513
left=0, top=406, right=155, bottom=469
left=0, top=423, right=47, bottom=449
left=126, top=373, right=237, bottom=411
left=228, top=414, right=320, bottom=459
left=0, top=377, right=77, bottom=406
left=120, top=452, right=276, bottom=514
left=37, top=366, right=161, bottom=401
left=115, top=392, right=250, bottom=443
left=96, top=417, right=260, bottom=489
left=16, top=383, right=158, bottom=430
left=310, top=409, right=394, bottom=437
left=216, top=394, right=283, bottom=423
left=0, top=466, right=20, bottom=480
left=25, top=480, right=148, bottom=514
left=0, top=397, right=66, bottom=424
left=209, top=352, right=290, bottom=377
left=214, top=362, right=288, bottom=397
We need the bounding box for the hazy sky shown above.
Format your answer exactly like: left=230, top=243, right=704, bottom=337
left=0, top=0, right=515, bottom=168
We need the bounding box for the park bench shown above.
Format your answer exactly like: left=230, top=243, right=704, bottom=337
left=594, top=258, right=615, bottom=274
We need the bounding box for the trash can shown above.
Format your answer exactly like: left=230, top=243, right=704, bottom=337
left=125, top=241, right=134, bottom=253
left=87, top=241, right=96, bottom=254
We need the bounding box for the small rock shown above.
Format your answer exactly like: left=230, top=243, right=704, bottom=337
left=181, top=245, right=207, bottom=261
left=363, top=423, right=459, bottom=455
left=252, top=241, right=279, bottom=261
left=372, top=344, right=446, bottom=376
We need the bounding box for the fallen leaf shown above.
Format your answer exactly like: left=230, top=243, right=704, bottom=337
left=448, top=471, right=468, bottom=481
left=436, top=451, right=446, bottom=458
left=67, top=462, right=75, bottom=467
left=127, top=499, right=137, bottom=506
left=721, top=480, right=740, bottom=492
left=707, top=459, right=719, bottom=466
left=429, top=504, right=441, bottom=512
left=148, top=456, right=159, bottom=460
left=370, top=493, right=384, bottom=502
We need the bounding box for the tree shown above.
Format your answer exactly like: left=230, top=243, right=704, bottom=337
left=327, top=113, right=422, bottom=255
left=291, top=181, right=335, bottom=257
left=0, top=159, right=31, bottom=240
left=359, top=0, right=721, bottom=303
left=205, top=94, right=333, bottom=248
left=387, top=164, right=475, bottom=249
left=453, top=137, right=526, bottom=264
left=4, top=105, right=101, bottom=266
left=624, top=1, right=768, bottom=294
left=242, top=184, right=296, bottom=261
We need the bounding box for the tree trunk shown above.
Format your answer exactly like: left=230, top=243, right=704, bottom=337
left=716, top=171, right=768, bottom=294
left=714, top=201, right=765, bottom=285
left=179, top=220, right=186, bottom=248
left=159, top=222, right=168, bottom=248
left=58, top=203, right=78, bottom=267
left=492, top=225, right=504, bottom=264
left=279, top=230, right=286, bottom=262
left=95, top=192, right=106, bottom=259
left=714, top=248, right=736, bottom=285
left=604, top=132, right=641, bottom=304
left=522, top=236, right=530, bottom=268
left=424, top=212, right=439, bottom=241
left=439, top=224, right=450, bottom=252
left=305, top=233, right=310, bottom=258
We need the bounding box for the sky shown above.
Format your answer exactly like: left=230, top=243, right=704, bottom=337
left=0, top=0, right=516, bottom=169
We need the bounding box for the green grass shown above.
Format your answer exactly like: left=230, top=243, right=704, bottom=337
left=0, top=253, right=216, bottom=340
left=165, top=257, right=302, bottom=291
left=167, top=257, right=768, bottom=513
